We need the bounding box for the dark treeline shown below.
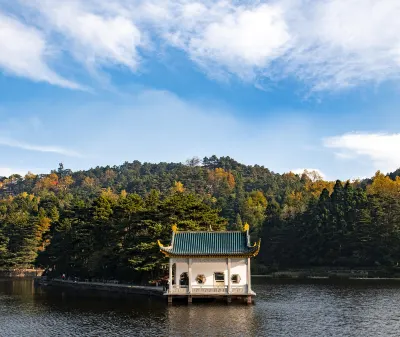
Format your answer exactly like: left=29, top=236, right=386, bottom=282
left=1, top=156, right=400, bottom=281
left=260, top=180, right=400, bottom=271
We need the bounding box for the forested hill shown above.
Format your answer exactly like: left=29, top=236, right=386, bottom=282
left=1, top=156, right=400, bottom=281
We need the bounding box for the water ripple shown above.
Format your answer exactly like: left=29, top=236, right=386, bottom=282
left=1, top=278, right=400, bottom=336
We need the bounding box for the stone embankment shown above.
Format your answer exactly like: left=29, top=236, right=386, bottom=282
left=47, top=279, right=164, bottom=297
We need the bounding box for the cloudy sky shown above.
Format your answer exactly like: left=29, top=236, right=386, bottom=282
left=1, top=0, right=400, bottom=180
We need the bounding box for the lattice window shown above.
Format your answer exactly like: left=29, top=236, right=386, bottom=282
left=214, top=272, right=225, bottom=282
left=231, top=274, right=241, bottom=283
left=196, top=274, right=206, bottom=284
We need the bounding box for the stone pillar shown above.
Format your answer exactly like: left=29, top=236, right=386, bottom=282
left=247, top=295, right=252, bottom=305
left=169, top=258, right=172, bottom=293
left=188, top=258, right=192, bottom=294
left=247, top=257, right=251, bottom=294
left=227, top=258, right=231, bottom=294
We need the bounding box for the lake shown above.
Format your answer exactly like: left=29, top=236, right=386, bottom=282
left=1, top=277, right=399, bottom=336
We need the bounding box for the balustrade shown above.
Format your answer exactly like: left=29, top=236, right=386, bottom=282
left=168, top=285, right=247, bottom=294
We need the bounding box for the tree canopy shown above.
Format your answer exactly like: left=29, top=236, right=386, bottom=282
left=1, top=158, right=400, bottom=280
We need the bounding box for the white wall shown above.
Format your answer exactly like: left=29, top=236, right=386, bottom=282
left=230, top=258, right=247, bottom=286
left=171, top=257, right=248, bottom=287
left=174, top=259, right=188, bottom=286
left=191, top=258, right=228, bottom=286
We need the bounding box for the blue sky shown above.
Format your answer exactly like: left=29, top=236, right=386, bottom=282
left=1, top=0, right=400, bottom=180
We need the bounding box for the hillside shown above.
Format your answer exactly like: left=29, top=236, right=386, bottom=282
left=1, top=156, right=400, bottom=280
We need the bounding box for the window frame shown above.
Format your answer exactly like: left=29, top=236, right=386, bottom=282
left=214, top=272, right=225, bottom=283
left=231, top=274, right=241, bottom=284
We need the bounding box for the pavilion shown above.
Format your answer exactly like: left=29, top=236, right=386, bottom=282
left=158, top=223, right=261, bottom=304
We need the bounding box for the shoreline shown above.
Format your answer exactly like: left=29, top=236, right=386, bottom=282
left=253, top=275, right=400, bottom=281
left=0, top=269, right=44, bottom=278
left=33, top=274, right=400, bottom=298
left=41, top=279, right=165, bottom=298
left=252, top=266, right=400, bottom=280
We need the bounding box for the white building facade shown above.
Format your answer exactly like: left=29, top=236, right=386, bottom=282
left=158, top=224, right=261, bottom=304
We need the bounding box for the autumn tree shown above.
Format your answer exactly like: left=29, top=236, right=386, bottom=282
left=241, top=190, right=267, bottom=232
left=172, top=181, right=185, bottom=193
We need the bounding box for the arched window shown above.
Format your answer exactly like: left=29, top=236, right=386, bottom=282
left=180, top=272, right=189, bottom=286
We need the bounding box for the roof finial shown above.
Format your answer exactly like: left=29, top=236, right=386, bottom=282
left=172, top=224, right=178, bottom=232
left=243, top=223, right=249, bottom=232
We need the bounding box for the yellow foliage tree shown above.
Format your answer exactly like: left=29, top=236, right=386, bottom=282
left=83, top=176, right=96, bottom=187
left=208, top=168, right=235, bottom=191
left=367, top=171, right=400, bottom=197
left=172, top=181, right=185, bottom=193
left=59, top=175, right=74, bottom=191
left=283, top=171, right=297, bottom=179
left=35, top=173, right=59, bottom=190
left=24, top=171, right=37, bottom=180
left=242, top=191, right=268, bottom=227
left=120, top=189, right=127, bottom=199
left=101, top=187, right=119, bottom=203
left=247, top=190, right=268, bottom=209
left=305, top=180, right=335, bottom=198
left=36, top=216, right=52, bottom=251
left=226, top=172, right=235, bottom=189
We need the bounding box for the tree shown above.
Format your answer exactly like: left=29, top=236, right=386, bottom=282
left=0, top=225, right=9, bottom=267
left=367, top=171, right=400, bottom=198
left=4, top=156, right=400, bottom=278
left=186, top=157, right=201, bottom=167
left=172, top=181, right=185, bottom=193
left=231, top=213, right=243, bottom=231
left=241, top=190, right=267, bottom=232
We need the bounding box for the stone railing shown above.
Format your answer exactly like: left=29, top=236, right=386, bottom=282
left=169, top=287, right=189, bottom=294
left=231, top=286, right=246, bottom=293
left=192, top=286, right=226, bottom=294
left=168, top=285, right=247, bottom=294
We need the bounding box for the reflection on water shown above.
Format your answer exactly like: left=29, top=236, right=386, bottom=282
left=166, top=303, right=258, bottom=336
left=1, top=278, right=400, bottom=336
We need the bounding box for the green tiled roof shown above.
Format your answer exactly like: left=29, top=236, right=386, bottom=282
left=159, top=231, right=260, bottom=257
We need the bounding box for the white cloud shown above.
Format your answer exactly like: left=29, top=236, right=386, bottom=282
left=280, top=0, right=400, bottom=90
left=291, top=168, right=326, bottom=180
left=3, top=0, right=400, bottom=90
left=0, top=12, right=81, bottom=89
left=28, top=0, right=143, bottom=70
left=0, top=137, right=81, bottom=157
left=166, top=3, right=290, bottom=80
left=129, top=0, right=400, bottom=89
left=323, top=132, right=400, bottom=173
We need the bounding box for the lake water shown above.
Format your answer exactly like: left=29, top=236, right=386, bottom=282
left=1, top=278, right=400, bottom=336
